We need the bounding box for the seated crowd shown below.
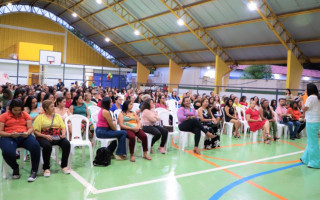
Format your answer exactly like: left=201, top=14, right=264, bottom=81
left=0, top=82, right=310, bottom=182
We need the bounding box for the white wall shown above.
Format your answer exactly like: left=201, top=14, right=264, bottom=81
left=0, top=62, right=28, bottom=85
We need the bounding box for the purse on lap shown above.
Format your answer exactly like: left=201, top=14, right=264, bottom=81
left=40, top=113, right=62, bottom=138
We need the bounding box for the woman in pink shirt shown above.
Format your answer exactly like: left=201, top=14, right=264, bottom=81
left=141, top=99, right=168, bottom=154
left=155, top=95, right=169, bottom=110
left=177, top=97, right=215, bottom=155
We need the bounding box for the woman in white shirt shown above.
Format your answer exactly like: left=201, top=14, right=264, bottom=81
left=299, top=83, right=320, bottom=169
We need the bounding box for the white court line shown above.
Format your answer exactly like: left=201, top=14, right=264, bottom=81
left=70, top=151, right=303, bottom=195
left=70, top=170, right=98, bottom=194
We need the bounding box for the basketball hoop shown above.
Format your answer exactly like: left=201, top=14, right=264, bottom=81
left=47, top=56, right=55, bottom=65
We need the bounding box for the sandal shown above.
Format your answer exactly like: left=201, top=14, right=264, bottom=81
left=266, top=133, right=271, bottom=139
left=193, top=149, right=201, bottom=155
left=61, top=167, right=71, bottom=175
left=143, top=155, right=152, bottom=160
left=264, top=139, right=270, bottom=144
left=274, top=137, right=280, bottom=141
left=44, top=169, right=51, bottom=177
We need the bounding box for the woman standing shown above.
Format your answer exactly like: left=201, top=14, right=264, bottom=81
left=177, top=97, right=215, bottom=155
left=246, top=101, right=270, bottom=144
left=118, top=101, right=151, bottom=162
left=260, top=100, right=279, bottom=141
left=141, top=99, right=168, bottom=154
left=96, top=97, right=127, bottom=160
left=299, top=83, right=320, bottom=168
left=34, top=100, right=71, bottom=177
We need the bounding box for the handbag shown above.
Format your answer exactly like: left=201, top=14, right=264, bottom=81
left=283, top=116, right=292, bottom=123
left=41, top=113, right=62, bottom=136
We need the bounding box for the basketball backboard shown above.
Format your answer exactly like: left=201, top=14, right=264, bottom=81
left=39, top=50, right=62, bottom=65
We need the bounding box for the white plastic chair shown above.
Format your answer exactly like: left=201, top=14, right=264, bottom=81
left=273, top=111, right=289, bottom=139
left=113, top=109, right=122, bottom=119
left=155, top=107, right=167, bottom=114
left=157, top=109, right=179, bottom=152
left=251, top=129, right=263, bottom=142
left=236, top=107, right=250, bottom=137
left=65, top=115, right=93, bottom=168
left=220, top=107, right=234, bottom=138
left=88, top=105, right=101, bottom=115
left=91, top=111, right=117, bottom=155
left=166, top=99, right=178, bottom=111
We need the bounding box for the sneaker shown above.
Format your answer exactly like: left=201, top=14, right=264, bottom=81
left=12, top=168, right=20, bottom=179
left=27, top=171, right=37, bottom=182
left=158, top=147, right=166, bottom=154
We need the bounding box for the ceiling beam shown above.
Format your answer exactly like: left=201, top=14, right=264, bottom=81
left=57, top=0, right=84, bottom=17
left=104, top=7, right=320, bottom=49
left=160, top=0, right=234, bottom=63
left=253, top=0, right=308, bottom=62
left=135, top=57, right=320, bottom=68
left=30, top=0, right=38, bottom=6
left=86, top=0, right=217, bottom=39
left=103, top=0, right=184, bottom=64
left=115, top=38, right=320, bottom=59
left=70, top=0, right=127, bottom=26
left=43, top=0, right=54, bottom=9
left=42, top=0, right=149, bottom=65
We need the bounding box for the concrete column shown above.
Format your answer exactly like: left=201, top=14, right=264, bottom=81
left=136, top=62, right=150, bottom=89
left=286, top=50, right=303, bottom=95
left=214, top=55, right=231, bottom=95
left=168, top=59, right=183, bottom=93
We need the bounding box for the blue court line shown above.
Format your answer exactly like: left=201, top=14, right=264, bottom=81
left=209, top=162, right=303, bottom=200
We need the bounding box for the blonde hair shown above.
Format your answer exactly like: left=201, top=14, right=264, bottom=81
left=42, top=100, right=53, bottom=111
left=84, top=92, right=91, bottom=101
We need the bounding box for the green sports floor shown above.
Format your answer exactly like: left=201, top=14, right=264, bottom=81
left=1, top=134, right=319, bottom=200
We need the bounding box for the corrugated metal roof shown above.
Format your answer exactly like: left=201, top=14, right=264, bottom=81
left=14, top=0, right=320, bottom=67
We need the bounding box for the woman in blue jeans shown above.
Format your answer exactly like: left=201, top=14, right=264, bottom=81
left=96, top=97, right=127, bottom=160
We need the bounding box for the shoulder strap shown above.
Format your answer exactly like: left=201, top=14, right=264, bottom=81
left=49, top=113, right=55, bottom=129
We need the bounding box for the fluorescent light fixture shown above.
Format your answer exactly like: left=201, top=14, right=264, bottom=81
left=247, top=1, right=257, bottom=11
left=105, top=37, right=110, bottom=42
left=207, top=66, right=211, bottom=70
left=7, top=2, right=12, bottom=6
left=96, top=0, right=102, bottom=4
left=72, top=12, right=78, bottom=17
left=134, top=30, right=140, bottom=35
left=273, top=74, right=281, bottom=79
left=177, top=18, right=184, bottom=26
left=303, top=77, right=310, bottom=81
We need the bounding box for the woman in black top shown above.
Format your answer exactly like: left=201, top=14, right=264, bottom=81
left=224, top=98, right=241, bottom=138
left=260, top=100, right=279, bottom=141
left=270, top=99, right=277, bottom=111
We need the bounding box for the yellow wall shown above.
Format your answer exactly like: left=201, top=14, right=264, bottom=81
left=17, top=42, right=53, bottom=61
left=0, top=13, right=115, bottom=67
left=136, top=62, right=150, bottom=89
left=168, top=59, right=183, bottom=93
left=214, top=56, right=231, bottom=95
left=286, top=50, right=303, bottom=95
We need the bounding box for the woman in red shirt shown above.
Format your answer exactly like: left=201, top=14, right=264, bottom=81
left=0, top=99, right=40, bottom=182
left=245, top=101, right=271, bottom=144
left=287, top=101, right=305, bottom=138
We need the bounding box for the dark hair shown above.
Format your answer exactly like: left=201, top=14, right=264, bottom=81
left=2, top=88, right=12, bottom=100
left=253, top=96, right=259, bottom=105
left=240, top=96, right=246, bottom=103
left=36, top=91, right=44, bottom=102
left=289, top=101, right=298, bottom=110
left=24, top=96, right=37, bottom=112
left=181, top=97, right=190, bottom=108
left=9, top=99, right=24, bottom=112
left=157, top=94, right=165, bottom=104
left=55, top=97, right=65, bottom=107
left=13, top=88, right=23, bottom=99
left=261, top=99, right=270, bottom=111
left=172, top=91, right=177, bottom=98
left=121, top=100, right=131, bottom=113
left=72, top=94, right=82, bottom=106
left=307, top=83, right=320, bottom=99
left=286, top=89, right=291, bottom=95
left=141, top=99, right=153, bottom=112
left=43, top=93, right=53, bottom=101
left=271, top=99, right=277, bottom=106
left=225, top=98, right=234, bottom=107
left=278, top=98, right=285, bottom=102
left=101, top=97, right=112, bottom=110
left=200, top=98, right=208, bottom=107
